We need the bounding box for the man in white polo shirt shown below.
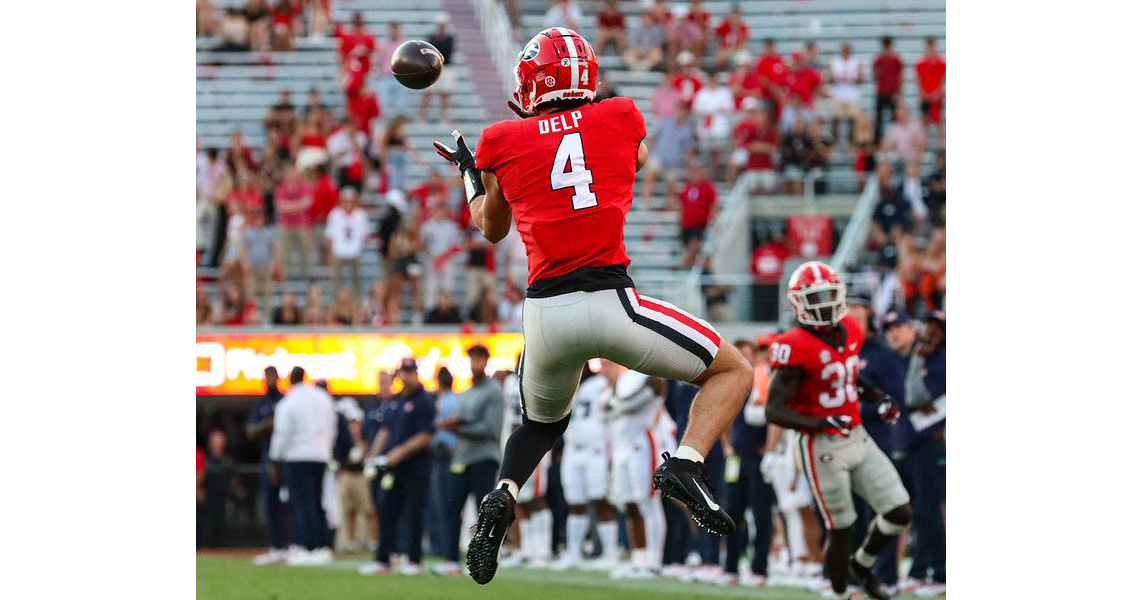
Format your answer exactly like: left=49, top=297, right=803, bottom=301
left=269, top=366, right=338, bottom=565
left=324, top=187, right=369, bottom=298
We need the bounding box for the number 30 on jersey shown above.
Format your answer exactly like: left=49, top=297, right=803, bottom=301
left=550, top=133, right=598, bottom=210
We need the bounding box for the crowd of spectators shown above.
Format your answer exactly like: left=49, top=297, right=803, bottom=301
left=196, top=1, right=946, bottom=326
left=197, top=0, right=332, bottom=52
left=560, top=0, right=944, bottom=296
left=197, top=8, right=534, bottom=327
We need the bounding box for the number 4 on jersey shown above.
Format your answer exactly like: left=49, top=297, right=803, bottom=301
left=550, top=132, right=598, bottom=210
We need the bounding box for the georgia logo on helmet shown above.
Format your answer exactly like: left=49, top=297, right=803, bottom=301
left=513, top=27, right=598, bottom=116
left=787, top=260, right=847, bottom=327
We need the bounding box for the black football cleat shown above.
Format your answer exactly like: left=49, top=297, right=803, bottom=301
left=652, top=452, right=734, bottom=536
left=849, top=557, right=893, bottom=600
left=466, top=484, right=516, bottom=585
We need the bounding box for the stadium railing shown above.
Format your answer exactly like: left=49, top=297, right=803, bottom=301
left=831, top=175, right=879, bottom=273
left=473, top=0, right=518, bottom=96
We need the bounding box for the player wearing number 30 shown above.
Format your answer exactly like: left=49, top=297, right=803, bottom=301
left=764, top=261, right=911, bottom=600
left=433, top=27, right=753, bottom=586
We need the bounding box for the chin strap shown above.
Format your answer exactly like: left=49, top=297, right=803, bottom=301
left=507, top=92, right=532, bottom=119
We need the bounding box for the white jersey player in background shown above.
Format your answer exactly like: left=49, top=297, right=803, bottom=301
left=762, top=426, right=825, bottom=586
left=600, top=360, right=677, bottom=580
left=554, top=362, right=620, bottom=570
left=500, top=360, right=554, bottom=568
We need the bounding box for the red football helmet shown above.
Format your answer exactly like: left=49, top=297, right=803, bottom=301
left=787, top=261, right=847, bottom=327
left=514, top=28, right=598, bottom=115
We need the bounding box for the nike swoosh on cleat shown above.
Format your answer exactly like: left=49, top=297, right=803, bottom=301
left=693, top=478, right=720, bottom=511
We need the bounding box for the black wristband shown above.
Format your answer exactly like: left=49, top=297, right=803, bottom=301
left=462, top=168, right=485, bottom=204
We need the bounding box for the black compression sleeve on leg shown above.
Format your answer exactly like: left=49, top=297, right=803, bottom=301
left=498, top=414, right=571, bottom=486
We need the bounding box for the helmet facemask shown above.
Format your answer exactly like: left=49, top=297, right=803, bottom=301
left=789, top=282, right=847, bottom=327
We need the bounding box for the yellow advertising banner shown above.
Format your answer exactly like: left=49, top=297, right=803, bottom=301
left=196, top=332, right=524, bottom=395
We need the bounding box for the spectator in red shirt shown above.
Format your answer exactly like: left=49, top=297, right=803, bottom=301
left=674, top=159, right=718, bottom=269
left=713, top=4, right=748, bottom=70
left=727, top=50, right=762, bottom=109
left=228, top=169, right=263, bottom=216
left=672, top=51, right=703, bottom=110
left=781, top=51, right=828, bottom=132
left=293, top=111, right=330, bottom=172
left=750, top=231, right=790, bottom=284
left=308, top=164, right=338, bottom=262
left=595, top=0, right=626, bottom=56
left=336, top=12, right=375, bottom=72
left=915, top=37, right=946, bottom=134
left=345, top=86, right=381, bottom=134
left=754, top=38, right=791, bottom=123
left=730, top=98, right=779, bottom=193
left=872, top=36, right=904, bottom=142
left=274, top=165, right=315, bottom=283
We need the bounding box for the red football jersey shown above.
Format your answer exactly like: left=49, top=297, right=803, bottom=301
left=769, top=315, right=865, bottom=434
left=474, top=97, right=645, bottom=284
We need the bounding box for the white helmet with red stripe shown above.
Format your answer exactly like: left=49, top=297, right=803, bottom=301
left=513, top=28, right=598, bottom=115
left=787, top=261, right=847, bottom=327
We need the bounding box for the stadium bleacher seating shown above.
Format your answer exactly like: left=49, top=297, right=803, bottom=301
left=196, top=0, right=944, bottom=322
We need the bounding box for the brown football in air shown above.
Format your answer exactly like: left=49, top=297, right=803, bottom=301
left=391, top=40, right=444, bottom=90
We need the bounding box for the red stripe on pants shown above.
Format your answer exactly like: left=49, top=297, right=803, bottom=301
left=806, top=435, right=834, bottom=530
left=646, top=429, right=657, bottom=498
left=633, top=290, right=721, bottom=347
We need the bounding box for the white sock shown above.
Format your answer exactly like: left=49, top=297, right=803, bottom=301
left=674, top=445, right=704, bottom=463
left=642, top=498, right=666, bottom=569
left=597, top=520, right=619, bottom=559
left=631, top=547, right=649, bottom=569
left=782, top=509, right=807, bottom=562
left=532, top=509, right=552, bottom=560
left=498, top=479, right=520, bottom=499
left=566, top=514, right=589, bottom=560
left=854, top=547, right=876, bottom=568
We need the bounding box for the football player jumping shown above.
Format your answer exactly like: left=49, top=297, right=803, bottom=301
left=764, top=261, right=912, bottom=600
left=433, top=28, right=753, bottom=585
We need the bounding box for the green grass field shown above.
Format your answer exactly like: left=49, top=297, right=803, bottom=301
left=196, top=554, right=929, bottom=599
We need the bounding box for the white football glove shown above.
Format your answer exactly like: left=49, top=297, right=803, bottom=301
left=760, top=452, right=783, bottom=484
